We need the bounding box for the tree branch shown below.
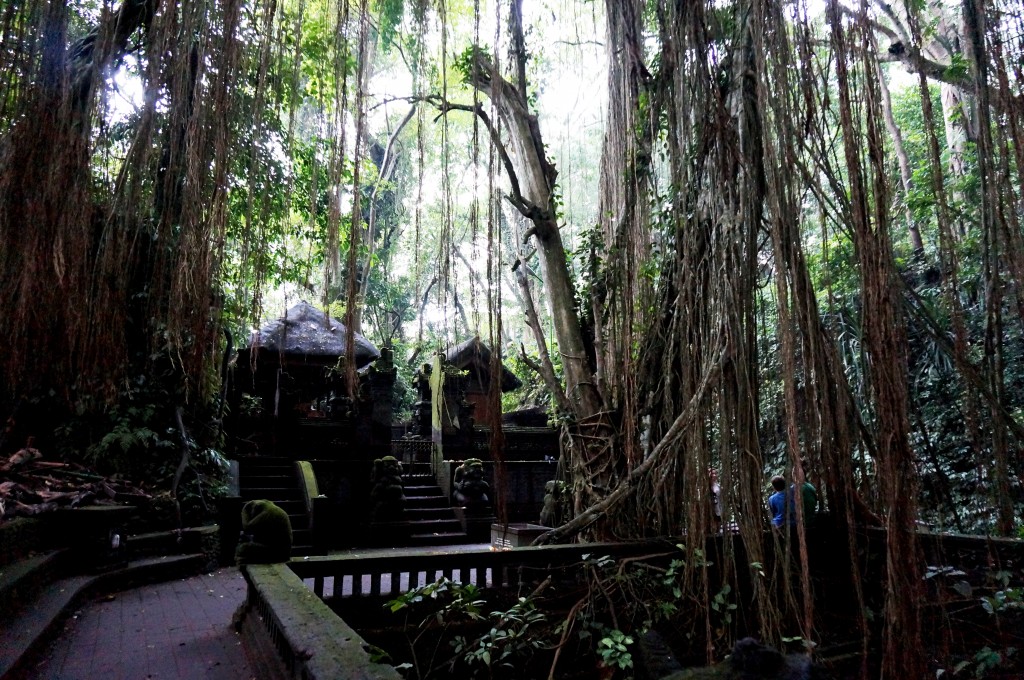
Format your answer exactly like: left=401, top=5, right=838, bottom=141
left=838, top=0, right=1006, bottom=99
left=357, top=104, right=418, bottom=319
left=460, top=48, right=559, bottom=195
left=373, top=92, right=554, bottom=227
left=877, top=50, right=972, bottom=90
left=867, top=1, right=909, bottom=44
left=514, top=265, right=572, bottom=413
left=69, top=0, right=161, bottom=116
left=427, top=96, right=551, bottom=223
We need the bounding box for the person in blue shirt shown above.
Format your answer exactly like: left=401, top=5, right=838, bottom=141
left=768, top=475, right=792, bottom=527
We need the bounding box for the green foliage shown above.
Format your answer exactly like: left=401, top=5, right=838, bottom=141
left=452, top=596, right=548, bottom=673
left=792, top=78, right=1024, bottom=535
left=944, top=53, right=969, bottom=82
left=453, top=46, right=492, bottom=86
left=377, top=547, right=783, bottom=679
left=949, top=646, right=1016, bottom=678
left=500, top=349, right=556, bottom=414
left=90, top=408, right=161, bottom=466
left=596, top=629, right=633, bottom=670
left=375, top=0, right=406, bottom=54
left=710, top=584, right=737, bottom=627
left=49, top=362, right=230, bottom=527
left=387, top=576, right=485, bottom=616
left=386, top=578, right=553, bottom=679
left=980, top=587, right=1024, bottom=615
left=366, top=643, right=393, bottom=665
left=931, top=568, right=1024, bottom=677
left=780, top=636, right=817, bottom=653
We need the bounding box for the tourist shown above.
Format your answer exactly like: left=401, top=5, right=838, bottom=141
left=787, top=459, right=817, bottom=527
left=792, top=473, right=817, bottom=527
left=768, top=475, right=792, bottom=528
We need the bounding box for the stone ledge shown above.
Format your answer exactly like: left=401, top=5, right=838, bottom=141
left=0, top=518, right=49, bottom=567
left=0, top=550, right=68, bottom=615
left=241, top=562, right=402, bottom=680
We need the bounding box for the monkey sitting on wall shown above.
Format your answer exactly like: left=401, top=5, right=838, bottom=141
left=235, top=499, right=293, bottom=565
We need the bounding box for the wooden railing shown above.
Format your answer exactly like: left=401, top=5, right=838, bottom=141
left=288, top=541, right=675, bottom=600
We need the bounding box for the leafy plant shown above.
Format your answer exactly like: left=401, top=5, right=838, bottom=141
left=711, top=584, right=738, bottom=629
left=385, top=578, right=486, bottom=679
left=453, top=596, right=549, bottom=674
left=453, top=45, right=493, bottom=85
left=950, top=646, right=1016, bottom=678
left=387, top=577, right=485, bottom=616
left=980, top=587, right=1024, bottom=615
left=596, top=628, right=634, bottom=671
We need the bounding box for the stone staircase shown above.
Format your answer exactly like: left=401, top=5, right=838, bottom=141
left=238, top=457, right=317, bottom=557
left=0, top=520, right=214, bottom=679
left=402, top=463, right=472, bottom=547
left=234, top=458, right=484, bottom=550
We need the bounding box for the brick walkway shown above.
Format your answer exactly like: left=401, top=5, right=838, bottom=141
left=28, top=569, right=254, bottom=680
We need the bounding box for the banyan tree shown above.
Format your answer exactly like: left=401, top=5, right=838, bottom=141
left=1, top=0, right=1023, bottom=676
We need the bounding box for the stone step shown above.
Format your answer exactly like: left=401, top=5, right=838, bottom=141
left=0, top=573, right=95, bottom=678
left=288, top=513, right=310, bottom=530
left=407, top=518, right=462, bottom=532
left=270, top=500, right=305, bottom=515
left=0, top=550, right=69, bottom=618
left=106, top=554, right=210, bottom=586
left=291, top=528, right=319, bottom=556
left=407, top=531, right=473, bottom=547
left=242, top=466, right=296, bottom=477
left=405, top=495, right=448, bottom=509
left=242, top=487, right=303, bottom=500
left=241, top=464, right=294, bottom=473
left=403, top=484, right=445, bottom=496
left=405, top=507, right=458, bottom=521
left=125, top=527, right=217, bottom=560
left=0, top=554, right=207, bottom=678
left=239, top=457, right=292, bottom=466
left=237, top=458, right=315, bottom=554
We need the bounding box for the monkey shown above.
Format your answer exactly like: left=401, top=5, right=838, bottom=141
left=235, top=499, right=292, bottom=565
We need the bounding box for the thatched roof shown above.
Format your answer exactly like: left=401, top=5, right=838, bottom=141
left=248, top=301, right=381, bottom=368
left=445, top=337, right=522, bottom=392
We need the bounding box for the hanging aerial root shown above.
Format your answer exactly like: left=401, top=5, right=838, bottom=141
left=537, top=345, right=726, bottom=545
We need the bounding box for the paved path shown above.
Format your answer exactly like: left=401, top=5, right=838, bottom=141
left=27, top=569, right=254, bottom=680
